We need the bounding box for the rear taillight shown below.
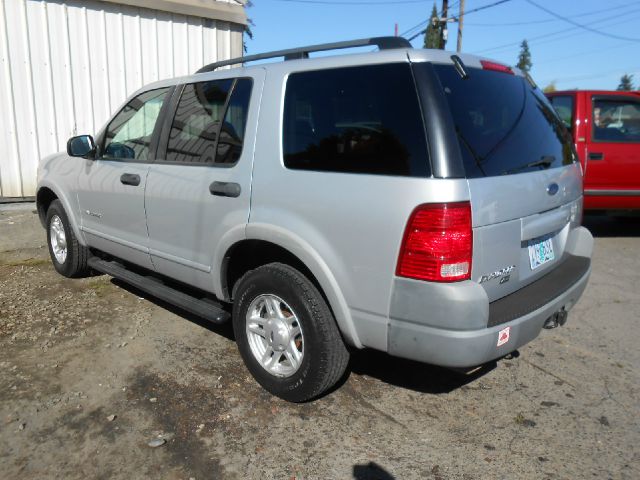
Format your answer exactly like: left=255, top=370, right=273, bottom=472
left=480, top=60, right=514, bottom=75
left=396, top=202, right=473, bottom=282
left=571, top=197, right=584, bottom=227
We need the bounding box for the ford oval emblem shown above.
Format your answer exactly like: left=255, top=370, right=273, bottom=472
left=547, top=183, right=559, bottom=196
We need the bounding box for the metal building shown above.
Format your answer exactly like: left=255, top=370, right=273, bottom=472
left=0, top=0, right=246, bottom=199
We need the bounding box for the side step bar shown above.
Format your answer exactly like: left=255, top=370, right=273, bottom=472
left=87, top=257, right=230, bottom=323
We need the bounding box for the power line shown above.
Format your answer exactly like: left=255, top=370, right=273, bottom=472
left=451, top=0, right=512, bottom=20
left=537, top=66, right=640, bottom=85
left=474, top=7, right=640, bottom=54
left=466, top=18, right=555, bottom=27
left=406, top=0, right=512, bottom=41
left=483, top=12, right=640, bottom=55
left=406, top=24, right=431, bottom=41
left=536, top=40, right=637, bottom=66
left=520, top=12, right=640, bottom=51
left=400, top=19, right=429, bottom=37
left=401, top=0, right=455, bottom=39
left=412, top=2, right=640, bottom=41
left=401, top=0, right=459, bottom=41
left=525, top=0, right=640, bottom=42
left=466, top=1, right=640, bottom=27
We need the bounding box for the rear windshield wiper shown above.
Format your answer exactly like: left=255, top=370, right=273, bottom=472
left=451, top=55, right=469, bottom=79
left=456, top=128, right=487, bottom=176
left=504, top=155, right=554, bottom=175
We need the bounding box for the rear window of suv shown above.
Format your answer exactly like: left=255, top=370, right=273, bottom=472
left=431, top=64, right=575, bottom=178
left=283, top=64, right=431, bottom=177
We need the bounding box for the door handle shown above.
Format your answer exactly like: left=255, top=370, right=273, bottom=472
left=120, top=173, right=141, bottom=186
left=209, top=181, right=241, bottom=198
left=588, top=152, right=604, bottom=161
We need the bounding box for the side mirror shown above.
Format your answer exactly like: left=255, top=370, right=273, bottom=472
left=67, top=135, right=96, bottom=158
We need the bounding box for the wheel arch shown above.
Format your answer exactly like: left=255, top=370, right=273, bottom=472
left=36, top=186, right=58, bottom=227
left=36, top=183, right=85, bottom=245
left=221, top=227, right=362, bottom=348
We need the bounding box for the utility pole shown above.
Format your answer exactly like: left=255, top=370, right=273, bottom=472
left=456, top=0, right=465, bottom=52
left=440, top=0, right=448, bottom=49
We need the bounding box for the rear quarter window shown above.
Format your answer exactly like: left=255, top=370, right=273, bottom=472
left=283, top=64, right=431, bottom=177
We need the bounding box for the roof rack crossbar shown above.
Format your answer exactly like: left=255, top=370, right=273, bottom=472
left=196, top=36, right=411, bottom=74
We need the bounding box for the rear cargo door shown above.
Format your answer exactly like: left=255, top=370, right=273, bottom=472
left=428, top=62, right=583, bottom=302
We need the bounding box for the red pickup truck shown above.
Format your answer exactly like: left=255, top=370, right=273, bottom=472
left=546, top=90, right=640, bottom=212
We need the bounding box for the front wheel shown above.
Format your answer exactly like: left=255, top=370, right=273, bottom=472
left=232, top=263, right=349, bottom=402
left=46, top=200, right=90, bottom=278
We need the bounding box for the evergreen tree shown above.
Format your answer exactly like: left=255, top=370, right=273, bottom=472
left=423, top=4, right=442, bottom=49
left=516, top=40, right=532, bottom=74
left=617, top=74, right=634, bottom=91
left=243, top=1, right=254, bottom=53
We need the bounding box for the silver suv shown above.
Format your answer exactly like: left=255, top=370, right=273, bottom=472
left=36, top=37, right=593, bottom=402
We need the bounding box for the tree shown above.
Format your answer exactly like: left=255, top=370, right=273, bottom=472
left=243, top=21, right=254, bottom=53
left=543, top=82, right=557, bottom=93
left=243, top=1, right=254, bottom=53
left=617, top=74, right=634, bottom=91
left=516, top=39, right=532, bottom=74
left=424, top=4, right=442, bottom=49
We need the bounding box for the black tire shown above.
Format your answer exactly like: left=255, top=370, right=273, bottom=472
left=232, top=263, right=349, bottom=402
left=46, top=199, right=90, bottom=278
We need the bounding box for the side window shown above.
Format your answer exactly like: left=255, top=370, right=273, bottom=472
left=103, top=87, right=170, bottom=160
left=549, top=95, right=574, bottom=130
left=283, top=64, right=430, bottom=177
left=215, top=79, right=253, bottom=165
left=165, top=78, right=252, bottom=165
left=592, top=97, right=640, bottom=143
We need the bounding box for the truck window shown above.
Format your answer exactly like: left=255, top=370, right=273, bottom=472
left=592, top=97, right=640, bottom=143
left=103, top=87, right=170, bottom=161
left=283, top=64, right=431, bottom=177
left=164, top=78, right=252, bottom=165
left=216, top=79, right=253, bottom=165
left=549, top=95, right=574, bottom=130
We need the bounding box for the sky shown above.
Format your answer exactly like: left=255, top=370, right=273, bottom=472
left=243, top=0, right=640, bottom=91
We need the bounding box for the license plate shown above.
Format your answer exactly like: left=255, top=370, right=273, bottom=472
left=528, top=237, right=555, bottom=270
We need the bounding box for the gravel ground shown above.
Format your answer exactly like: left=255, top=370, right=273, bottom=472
left=0, top=205, right=638, bottom=480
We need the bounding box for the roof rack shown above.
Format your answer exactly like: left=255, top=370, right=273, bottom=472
left=195, top=36, right=412, bottom=74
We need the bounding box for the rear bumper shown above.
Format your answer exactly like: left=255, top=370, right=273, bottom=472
left=387, top=226, right=593, bottom=368
left=388, top=265, right=589, bottom=367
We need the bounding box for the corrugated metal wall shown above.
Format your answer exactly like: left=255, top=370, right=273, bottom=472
left=0, top=0, right=244, bottom=198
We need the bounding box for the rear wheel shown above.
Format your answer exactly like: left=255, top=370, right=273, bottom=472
left=232, top=263, right=349, bottom=402
left=46, top=200, right=90, bottom=278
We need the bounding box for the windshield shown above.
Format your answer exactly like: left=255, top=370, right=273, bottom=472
left=430, top=64, right=575, bottom=178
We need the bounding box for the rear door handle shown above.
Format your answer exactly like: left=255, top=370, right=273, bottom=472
left=588, top=152, right=604, bottom=160
left=209, top=181, right=241, bottom=198
left=120, top=173, right=141, bottom=186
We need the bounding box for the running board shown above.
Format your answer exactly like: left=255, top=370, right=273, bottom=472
left=87, top=257, right=230, bottom=323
